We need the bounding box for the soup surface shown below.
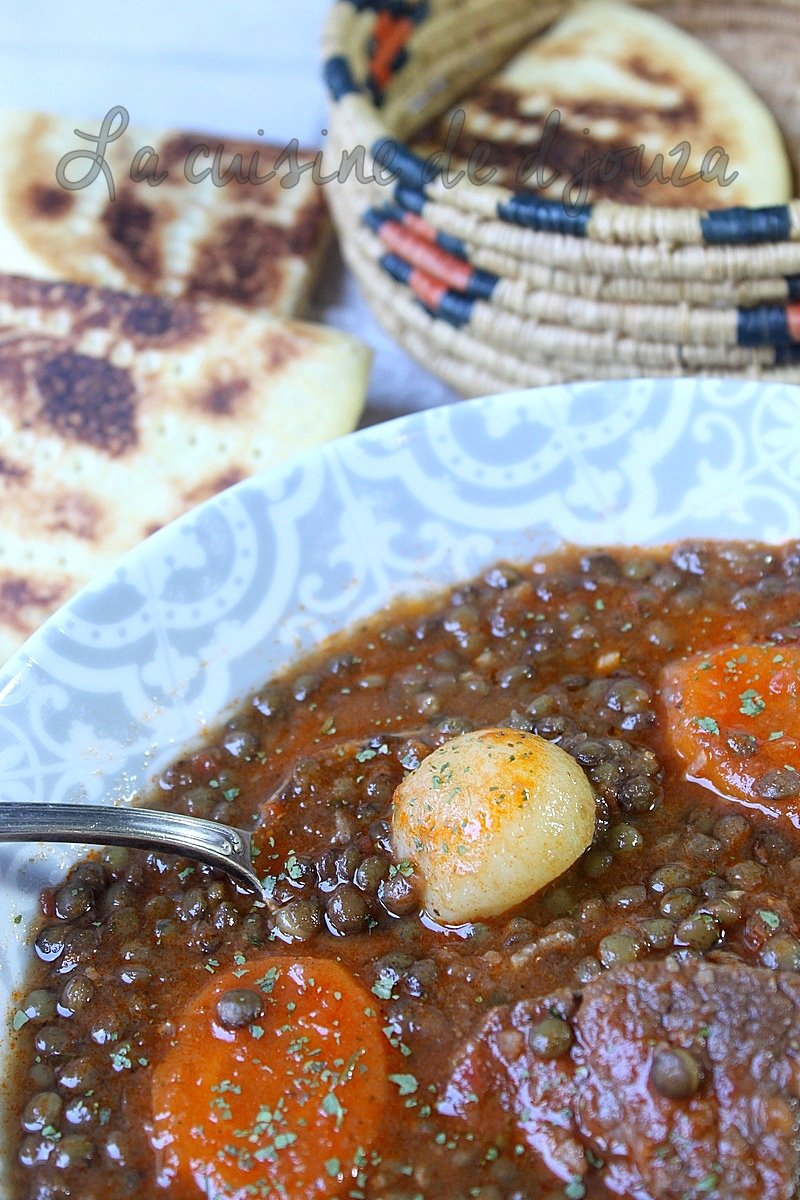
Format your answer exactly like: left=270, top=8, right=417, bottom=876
left=7, top=541, right=800, bottom=1200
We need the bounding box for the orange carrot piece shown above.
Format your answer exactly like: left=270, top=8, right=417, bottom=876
left=661, top=643, right=800, bottom=821
left=151, top=956, right=390, bottom=1199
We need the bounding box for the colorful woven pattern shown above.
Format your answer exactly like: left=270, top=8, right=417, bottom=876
left=323, top=0, right=800, bottom=391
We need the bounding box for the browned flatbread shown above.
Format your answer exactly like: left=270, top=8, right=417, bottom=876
left=413, top=0, right=792, bottom=208
left=0, top=111, right=330, bottom=314
left=0, top=274, right=370, bottom=661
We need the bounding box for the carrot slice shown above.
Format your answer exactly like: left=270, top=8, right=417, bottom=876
left=661, top=644, right=800, bottom=820
left=151, top=957, right=390, bottom=1199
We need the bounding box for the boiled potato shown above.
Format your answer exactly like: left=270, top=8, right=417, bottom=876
left=391, top=728, right=595, bottom=925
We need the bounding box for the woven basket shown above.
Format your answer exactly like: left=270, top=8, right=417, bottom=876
left=322, top=0, right=800, bottom=393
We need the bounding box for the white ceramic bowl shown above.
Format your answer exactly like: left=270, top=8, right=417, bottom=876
left=1, top=377, right=800, bottom=1189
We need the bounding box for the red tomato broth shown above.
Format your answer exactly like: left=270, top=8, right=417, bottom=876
left=8, top=541, right=800, bottom=1200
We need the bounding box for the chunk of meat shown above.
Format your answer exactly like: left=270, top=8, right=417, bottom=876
left=440, top=989, right=587, bottom=1183
left=576, top=960, right=800, bottom=1199
left=443, top=961, right=800, bottom=1200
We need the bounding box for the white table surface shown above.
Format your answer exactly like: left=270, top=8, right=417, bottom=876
left=0, top=0, right=460, bottom=422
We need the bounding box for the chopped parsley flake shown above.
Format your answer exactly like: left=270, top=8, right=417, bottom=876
left=697, top=1171, right=720, bottom=1193
left=110, top=1043, right=133, bottom=1071
left=285, top=853, right=304, bottom=881
left=694, top=717, right=719, bottom=735
left=739, top=688, right=766, bottom=717
left=388, top=1073, right=418, bottom=1096
left=372, top=972, right=396, bottom=1001
left=321, top=1092, right=345, bottom=1128
left=257, top=960, right=280, bottom=988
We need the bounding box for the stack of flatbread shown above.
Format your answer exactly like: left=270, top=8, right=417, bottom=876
left=413, top=0, right=792, bottom=208
left=0, top=276, right=369, bottom=660
left=0, top=111, right=332, bottom=314
left=0, top=113, right=370, bottom=661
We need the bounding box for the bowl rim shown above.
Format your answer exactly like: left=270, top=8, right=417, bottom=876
left=3, top=372, right=800, bottom=693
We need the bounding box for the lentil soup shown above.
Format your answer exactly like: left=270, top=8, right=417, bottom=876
left=7, top=541, right=800, bottom=1200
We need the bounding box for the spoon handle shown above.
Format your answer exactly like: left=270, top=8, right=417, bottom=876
left=0, top=803, right=262, bottom=896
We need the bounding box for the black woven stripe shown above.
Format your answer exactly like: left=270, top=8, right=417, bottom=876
left=786, top=275, right=800, bottom=301
left=394, top=183, right=425, bottom=214
left=436, top=230, right=468, bottom=260
left=701, top=205, right=791, bottom=245
left=342, top=0, right=428, bottom=20
left=379, top=201, right=409, bottom=226
left=362, top=208, right=388, bottom=234
left=390, top=46, right=409, bottom=73
left=323, top=56, right=359, bottom=100
left=498, top=194, right=592, bottom=236
left=469, top=269, right=499, bottom=300
left=773, top=343, right=800, bottom=365
left=436, top=292, right=475, bottom=327
left=372, top=138, right=438, bottom=189
left=380, top=251, right=413, bottom=285
left=365, top=76, right=385, bottom=107
left=737, top=305, right=792, bottom=347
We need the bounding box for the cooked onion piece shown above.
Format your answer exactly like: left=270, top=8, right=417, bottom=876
left=391, top=728, right=596, bottom=924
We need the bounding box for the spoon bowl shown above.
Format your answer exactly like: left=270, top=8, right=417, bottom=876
left=0, top=803, right=262, bottom=896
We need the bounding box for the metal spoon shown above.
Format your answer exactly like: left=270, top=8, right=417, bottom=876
left=0, top=802, right=263, bottom=896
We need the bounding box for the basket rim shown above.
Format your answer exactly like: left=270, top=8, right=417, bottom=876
left=322, top=0, right=800, bottom=249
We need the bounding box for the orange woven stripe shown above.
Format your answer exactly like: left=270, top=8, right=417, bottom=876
left=370, top=14, right=414, bottom=88
left=410, top=267, right=448, bottom=310
left=787, top=304, right=800, bottom=342
left=403, top=212, right=438, bottom=243
left=381, top=221, right=473, bottom=292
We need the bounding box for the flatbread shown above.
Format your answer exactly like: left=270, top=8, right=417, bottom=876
left=0, top=273, right=370, bottom=662
left=413, top=0, right=793, bottom=208
left=0, top=111, right=330, bottom=314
